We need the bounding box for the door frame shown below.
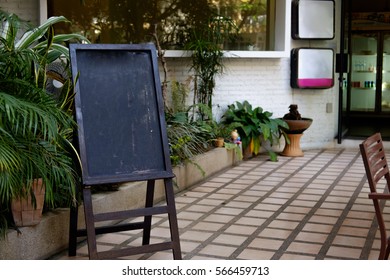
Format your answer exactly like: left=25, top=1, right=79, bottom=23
left=337, top=0, right=349, bottom=143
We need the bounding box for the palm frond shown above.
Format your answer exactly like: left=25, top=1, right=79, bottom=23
left=0, top=10, right=86, bottom=213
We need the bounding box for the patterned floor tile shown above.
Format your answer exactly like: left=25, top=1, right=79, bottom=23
left=49, top=149, right=384, bottom=261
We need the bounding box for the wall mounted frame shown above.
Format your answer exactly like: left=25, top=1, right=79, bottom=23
left=292, top=0, right=335, bottom=40
left=291, top=48, right=334, bottom=89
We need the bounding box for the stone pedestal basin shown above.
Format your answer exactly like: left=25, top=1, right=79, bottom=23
left=280, top=118, right=313, bottom=156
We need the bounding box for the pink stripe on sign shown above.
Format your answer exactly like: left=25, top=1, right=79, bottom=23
left=298, top=78, right=333, bottom=88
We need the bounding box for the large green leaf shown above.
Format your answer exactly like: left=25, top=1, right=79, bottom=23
left=252, top=135, right=261, bottom=155
left=34, top=35, right=90, bottom=61
left=274, top=117, right=289, bottom=129
left=259, top=123, right=271, bottom=141
left=268, top=150, right=278, bottom=162
left=240, top=125, right=250, bottom=138
left=15, top=16, right=69, bottom=50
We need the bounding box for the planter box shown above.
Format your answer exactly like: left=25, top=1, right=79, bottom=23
left=0, top=148, right=236, bottom=260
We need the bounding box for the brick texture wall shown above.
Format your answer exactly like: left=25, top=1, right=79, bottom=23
left=0, top=0, right=39, bottom=25
left=165, top=55, right=339, bottom=150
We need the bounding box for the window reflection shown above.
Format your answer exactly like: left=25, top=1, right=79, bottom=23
left=47, top=0, right=272, bottom=51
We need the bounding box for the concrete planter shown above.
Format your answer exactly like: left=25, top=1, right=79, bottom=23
left=0, top=148, right=236, bottom=259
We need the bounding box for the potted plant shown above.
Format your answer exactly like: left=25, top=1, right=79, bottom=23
left=208, top=120, right=236, bottom=148
left=165, top=105, right=211, bottom=170
left=185, top=14, right=238, bottom=118
left=0, top=11, right=87, bottom=231
left=222, top=100, right=289, bottom=161
left=213, top=124, right=228, bottom=147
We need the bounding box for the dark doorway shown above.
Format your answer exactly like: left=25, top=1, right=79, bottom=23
left=340, top=0, right=390, bottom=140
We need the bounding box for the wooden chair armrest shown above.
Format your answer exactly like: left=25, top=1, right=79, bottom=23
left=369, top=193, right=390, bottom=200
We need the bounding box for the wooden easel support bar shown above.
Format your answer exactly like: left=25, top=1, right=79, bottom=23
left=97, top=242, right=174, bottom=259
left=75, top=221, right=145, bottom=237
left=93, top=206, right=168, bottom=222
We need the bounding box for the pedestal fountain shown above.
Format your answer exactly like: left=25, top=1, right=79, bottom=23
left=280, top=105, right=312, bottom=157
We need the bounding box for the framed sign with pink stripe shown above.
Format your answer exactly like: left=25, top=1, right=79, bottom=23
left=291, top=48, right=334, bottom=89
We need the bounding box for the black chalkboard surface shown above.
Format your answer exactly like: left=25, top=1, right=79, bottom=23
left=69, top=44, right=173, bottom=185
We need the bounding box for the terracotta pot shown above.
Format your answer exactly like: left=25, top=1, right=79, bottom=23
left=243, top=144, right=253, bottom=159
left=214, top=137, right=224, bottom=148
left=11, top=178, right=45, bottom=227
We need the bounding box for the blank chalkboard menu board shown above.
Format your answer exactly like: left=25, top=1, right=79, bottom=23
left=69, top=44, right=173, bottom=185
left=68, top=44, right=181, bottom=260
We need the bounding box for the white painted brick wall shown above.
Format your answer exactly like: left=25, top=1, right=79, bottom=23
left=164, top=54, right=339, bottom=150
left=0, top=0, right=39, bottom=25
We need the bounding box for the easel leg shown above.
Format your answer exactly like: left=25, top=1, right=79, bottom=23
left=142, top=180, right=155, bottom=245
left=164, top=178, right=182, bottom=260
left=68, top=202, right=78, bottom=256
left=83, top=186, right=99, bottom=259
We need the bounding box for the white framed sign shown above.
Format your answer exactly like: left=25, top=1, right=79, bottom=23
left=292, top=0, right=335, bottom=40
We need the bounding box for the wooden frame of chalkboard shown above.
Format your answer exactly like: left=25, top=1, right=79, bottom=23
left=68, top=43, right=181, bottom=260
left=70, top=43, right=173, bottom=185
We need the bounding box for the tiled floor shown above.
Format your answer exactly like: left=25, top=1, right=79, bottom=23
left=50, top=148, right=390, bottom=260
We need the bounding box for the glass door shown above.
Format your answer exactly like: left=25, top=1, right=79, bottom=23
left=350, top=33, right=378, bottom=112
left=382, top=34, right=390, bottom=112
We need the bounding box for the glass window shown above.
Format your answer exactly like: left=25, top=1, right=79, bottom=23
left=47, top=0, right=274, bottom=51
